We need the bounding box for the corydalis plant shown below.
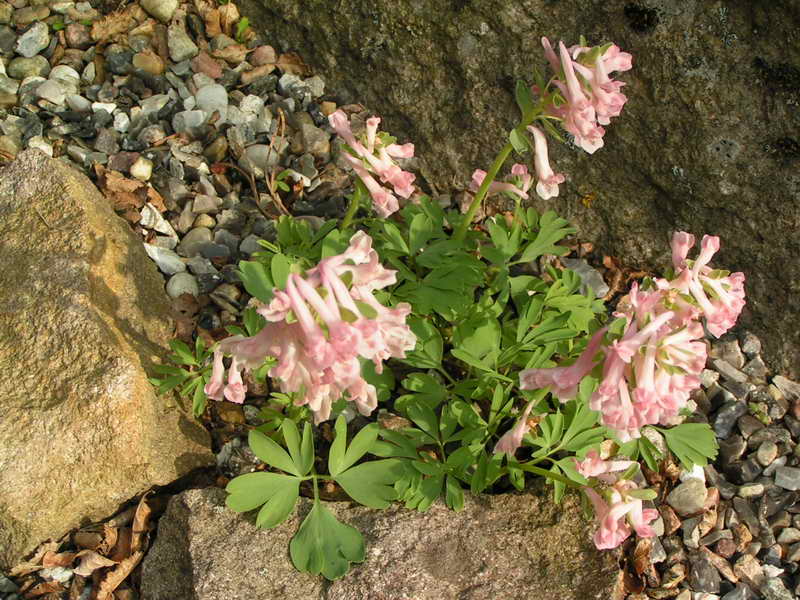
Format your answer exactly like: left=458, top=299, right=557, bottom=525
left=205, top=231, right=416, bottom=423
left=520, top=232, right=746, bottom=442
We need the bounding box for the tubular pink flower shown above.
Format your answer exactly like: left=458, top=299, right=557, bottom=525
left=575, top=450, right=634, bottom=483
left=223, top=357, right=246, bottom=404
left=470, top=168, right=530, bottom=200
left=558, top=41, right=605, bottom=154
left=328, top=110, right=415, bottom=217
left=671, top=231, right=696, bottom=270
left=520, top=327, right=607, bottom=401
left=204, top=348, right=225, bottom=401
left=493, top=398, right=536, bottom=455
left=601, top=44, right=633, bottom=73
left=541, top=37, right=561, bottom=74
left=528, top=126, right=566, bottom=199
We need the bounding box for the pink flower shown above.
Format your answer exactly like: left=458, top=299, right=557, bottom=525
left=528, top=126, right=566, bottom=199
left=584, top=480, right=658, bottom=550
left=557, top=41, right=605, bottom=154
left=204, top=348, right=225, bottom=401
left=205, top=232, right=416, bottom=424
left=493, top=398, right=536, bottom=455
left=519, top=327, right=607, bottom=401
left=575, top=449, right=634, bottom=483
left=470, top=166, right=531, bottom=200
left=329, top=110, right=416, bottom=217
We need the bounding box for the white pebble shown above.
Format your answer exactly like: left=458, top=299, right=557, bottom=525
left=130, top=157, right=153, bottom=181
left=113, top=111, right=130, bottom=133
left=92, top=102, right=116, bottom=113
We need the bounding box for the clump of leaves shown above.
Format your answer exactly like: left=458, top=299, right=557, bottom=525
left=149, top=338, right=213, bottom=417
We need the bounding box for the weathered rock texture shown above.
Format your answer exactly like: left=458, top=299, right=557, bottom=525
left=241, top=0, right=800, bottom=376
left=141, top=486, right=622, bottom=600
left=0, top=151, right=213, bottom=571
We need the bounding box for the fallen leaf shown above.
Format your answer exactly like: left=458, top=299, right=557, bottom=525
left=275, top=52, right=310, bottom=76
left=211, top=44, right=248, bottom=65
left=218, top=3, right=239, bottom=36
left=99, top=525, right=119, bottom=555
left=67, top=575, right=86, bottom=600
left=95, top=552, right=143, bottom=600
left=73, top=551, right=117, bottom=577
left=9, top=541, right=60, bottom=576
left=73, top=531, right=103, bottom=551
left=106, top=506, right=136, bottom=529
left=114, top=588, right=136, bottom=600
left=633, top=537, right=651, bottom=575
left=130, top=494, right=153, bottom=555
left=204, top=8, right=222, bottom=37
left=146, top=185, right=167, bottom=212
left=24, top=581, right=64, bottom=597
left=42, top=551, right=76, bottom=568
left=109, top=528, right=132, bottom=563
left=91, top=9, right=137, bottom=42
left=172, top=293, right=200, bottom=318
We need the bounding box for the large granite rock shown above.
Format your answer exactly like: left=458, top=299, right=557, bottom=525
left=141, top=486, right=622, bottom=599
left=0, top=151, right=213, bottom=571
left=241, top=0, right=800, bottom=376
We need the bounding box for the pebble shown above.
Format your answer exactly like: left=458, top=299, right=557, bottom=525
left=715, top=400, right=748, bottom=438
left=8, top=55, right=49, bottom=79
left=193, top=194, right=222, bottom=214
left=15, top=21, right=49, bottom=58
left=760, top=578, right=794, bottom=600
left=141, top=0, right=178, bottom=23
left=168, top=24, right=199, bottom=63
left=177, top=227, right=213, bottom=257
left=166, top=272, right=199, bottom=298
left=737, top=483, right=764, bottom=499
left=774, top=466, right=800, bottom=491
left=195, top=83, right=228, bottom=117
left=130, top=156, right=153, bottom=181
left=36, top=80, right=65, bottom=105
left=144, top=244, right=185, bottom=275
left=668, top=478, right=708, bottom=517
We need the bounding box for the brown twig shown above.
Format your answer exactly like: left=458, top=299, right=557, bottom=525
left=264, top=107, right=291, bottom=216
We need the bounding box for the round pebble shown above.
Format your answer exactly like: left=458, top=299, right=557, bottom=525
left=166, top=272, right=199, bottom=298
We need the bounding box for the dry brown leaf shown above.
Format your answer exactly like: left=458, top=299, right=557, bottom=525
left=130, top=494, right=153, bottom=555
left=109, top=528, right=132, bottom=563
left=204, top=8, right=222, bottom=37
left=114, top=588, right=136, bottom=600
left=106, top=507, right=136, bottom=529
left=95, top=552, right=143, bottom=600
left=73, top=550, right=117, bottom=577
left=24, top=581, right=64, bottom=597
left=632, top=537, right=651, bottom=575
left=218, top=3, right=239, bottom=36
left=276, top=53, right=311, bottom=76
left=91, top=9, right=137, bottom=42
left=146, top=185, right=167, bottom=212
left=73, top=531, right=103, bottom=551
left=100, top=525, right=119, bottom=555
left=9, top=541, right=60, bottom=576
left=67, top=575, right=86, bottom=600
left=42, top=551, right=76, bottom=568
left=211, top=44, right=248, bottom=65
left=96, top=166, right=151, bottom=213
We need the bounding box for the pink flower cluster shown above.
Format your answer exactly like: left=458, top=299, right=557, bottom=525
left=542, top=37, right=633, bottom=154
left=470, top=127, right=565, bottom=202
left=204, top=232, right=417, bottom=423
left=329, top=110, right=416, bottom=218
left=520, top=232, right=745, bottom=441
left=576, top=450, right=658, bottom=549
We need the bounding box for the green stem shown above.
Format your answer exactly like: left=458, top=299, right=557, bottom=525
left=436, top=366, right=457, bottom=386
left=312, top=473, right=320, bottom=501
left=453, top=141, right=514, bottom=241
left=341, top=180, right=365, bottom=230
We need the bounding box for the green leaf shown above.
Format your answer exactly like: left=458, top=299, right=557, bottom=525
left=409, top=213, right=435, bottom=255
left=334, top=459, right=405, bottom=508
left=453, top=315, right=501, bottom=359
left=360, top=359, right=395, bottom=403
left=381, top=221, right=409, bottom=255
left=405, top=400, right=440, bottom=441
left=169, top=339, right=197, bottom=366
left=239, top=260, right=274, bottom=303
left=281, top=419, right=307, bottom=474
left=445, top=475, right=465, bottom=511
left=225, top=471, right=299, bottom=514
left=192, top=382, right=207, bottom=417
left=243, top=307, right=267, bottom=336
left=515, top=80, right=535, bottom=118
left=658, top=423, right=719, bottom=470
left=299, top=422, right=315, bottom=476
left=627, top=488, right=658, bottom=501
left=248, top=429, right=301, bottom=476
left=235, top=16, right=250, bottom=42
left=516, top=211, right=576, bottom=264
left=402, top=316, right=443, bottom=369
left=509, top=128, right=530, bottom=155
left=271, top=254, right=292, bottom=289
left=290, top=499, right=365, bottom=580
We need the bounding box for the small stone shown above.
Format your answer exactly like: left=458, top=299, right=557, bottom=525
left=668, top=479, right=708, bottom=517
left=28, top=136, right=53, bottom=157
left=193, top=194, right=222, bottom=214
left=786, top=542, right=800, bottom=562
left=65, top=23, right=91, bottom=49
left=139, top=203, right=175, bottom=236
left=776, top=527, right=800, bottom=544
left=733, top=554, right=764, bottom=589
left=715, top=538, right=737, bottom=559
left=92, top=102, right=116, bottom=114
left=683, top=516, right=702, bottom=549
left=15, top=21, right=49, bottom=58
left=144, top=244, right=185, bottom=275
left=772, top=376, right=800, bottom=401
left=0, top=574, right=19, bottom=593
left=105, top=44, right=133, bottom=75
left=239, top=94, right=264, bottom=115
left=38, top=566, right=72, bottom=583
left=8, top=55, right=50, bottom=79
left=689, top=553, right=721, bottom=593
left=193, top=214, right=216, bottom=229
left=715, top=401, right=748, bottom=438
left=172, top=110, right=207, bottom=133
left=737, top=483, right=765, bottom=499
left=0, top=73, right=18, bottom=95
left=195, top=83, right=228, bottom=118
left=191, top=51, right=222, bottom=79
left=0, top=4, right=11, bottom=25
left=166, top=272, right=199, bottom=298
left=36, top=79, right=65, bottom=104
left=177, top=227, right=213, bottom=257
left=742, top=356, right=768, bottom=382
left=133, top=49, right=165, bottom=76
left=113, top=111, right=130, bottom=133
left=720, top=435, right=747, bottom=464
left=756, top=441, right=778, bottom=467
left=168, top=24, right=199, bottom=63
left=304, top=75, right=325, bottom=98
left=760, top=578, right=794, bottom=600
left=203, top=136, right=228, bottom=163
left=130, top=157, right=153, bottom=181
left=712, top=339, right=746, bottom=369
left=239, top=234, right=263, bottom=255
left=249, top=45, right=276, bottom=66
left=774, top=466, right=800, bottom=491
left=93, top=128, right=119, bottom=155
left=737, top=415, right=764, bottom=438
left=713, top=358, right=749, bottom=384
left=141, top=0, right=177, bottom=23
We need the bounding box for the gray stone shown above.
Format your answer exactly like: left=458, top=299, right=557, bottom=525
left=737, top=483, right=764, bottom=499
left=195, top=84, right=228, bottom=119
left=776, top=527, right=800, bottom=544
left=35, top=80, right=65, bottom=105
left=66, top=93, right=91, bottom=112
left=239, top=141, right=287, bottom=178
left=774, top=466, right=800, bottom=491
left=186, top=256, right=218, bottom=276
left=192, top=194, right=223, bottom=214
left=0, top=575, right=19, bottom=593
left=667, top=479, right=707, bottom=517
left=177, top=227, right=213, bottom=257
left=140, top=203, right=177, bottom=237
left=756, top=441, right=778, bottom=467
left=689, top=553, right=720, bottom=593
left=721, top=584, right=755, bottom=600
left=48, top=65, right=80, bottom=94
left=772, top=376, right=800, bottom=401
left=15, top=22, right=49, bottom=58
left=714, top=400, right=748, bottom=439
left=0, top=151, right=212, bottom=571
left=140, top=487, right=621, bottom=600
left=760, top=578, right=794, bottom=600
left=172, top=110, right=208, bottom=133
left=141, top=0, right=177, bottom=23
left=139, top=93, right=171, bottom=117
left=166, top=272, right=200, bottom=298
left=7, top=55, right=49, bottom=79
left=0, top=74, right=18, bottom=95
left=239, top=234, right=263, bottom=255
left=238, top=0, right=800, bottom=378
left=713, top=358, right=749, bottom=384
left=168, top=25, right=199, bottom=63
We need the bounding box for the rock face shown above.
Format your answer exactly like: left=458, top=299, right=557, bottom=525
left=240, top=0, right=800, bottom=376
left=0, top=151, right=213, bottom=571
left=141, top=487, right=621, bottom=600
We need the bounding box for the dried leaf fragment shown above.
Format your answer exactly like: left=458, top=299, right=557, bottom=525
left=73, top=550, right=117, bottom=577
left=95, top=552, right=143, bottom=600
